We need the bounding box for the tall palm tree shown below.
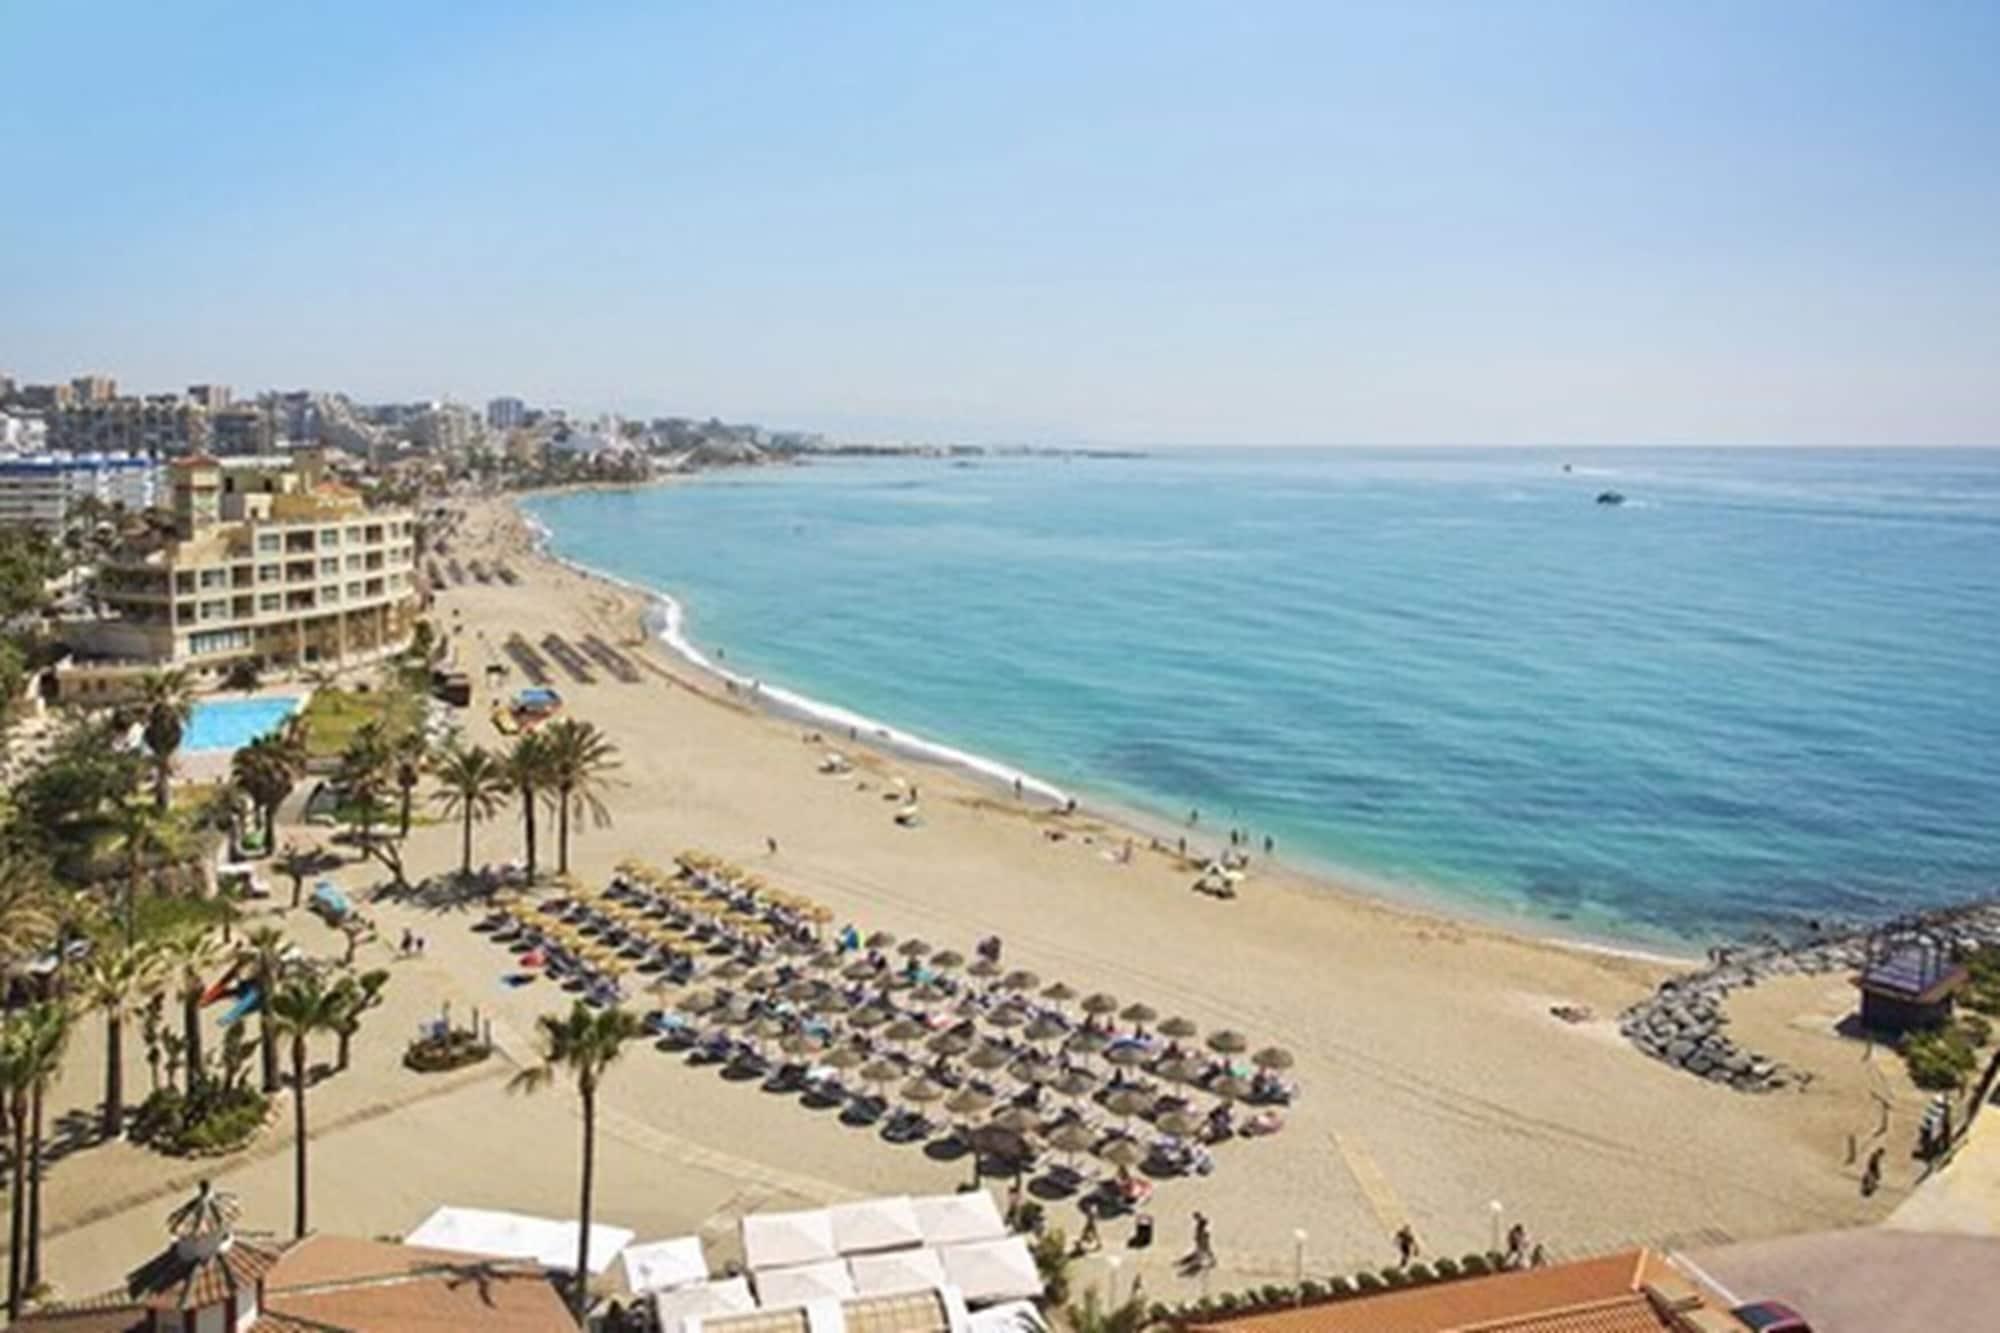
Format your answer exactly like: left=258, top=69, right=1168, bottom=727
left=79, top=943, right=157, bottom=1140
left=137, top=669, right=193, bottom=811
left=111, top=801, right=170, bottom=948
left=0, top=858, right=55, bottom=969
left=337, top=722, right=392, bottom=846
left=21, top=999, right=71, bottom=1297
left=1, top=1003, right=68, bottom=1321
left=539, top=719, right=620, bottom=876
left=390, top=729, right=430, bottom=839
left=328, top=968, right=389, bottom=1073
left=165, top=929, right=223, bottom=1089
left=231, top=734, right=303, bottom=852
left=235, top=926, right=290, bottom=1094
left=508, top=1002, right=645, bottom=1319
left=503, top=732, right=554, bottom=880
left=429, top=744, right=509, bottom=877
left=265, top=971, right=345, bottom=1239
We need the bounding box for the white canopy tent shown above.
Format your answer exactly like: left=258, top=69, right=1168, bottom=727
left=623, top=1235, right=710, bottom=1295
left=753, top=1259, right=859, bottom=1308
left=404, top=1204, right=632, bottom=1276
left=938, top=1238, right=1042, bottom=1304
left=909, top=1193, right=1007, bottom=1248
left=655, top=1277, right=758, bottom=1328
left=829, top=1196, right=925, bottom=1255
left=743, top=1207, right=840, bottom=1269
left=847, top=1247, right=949, bottom=1297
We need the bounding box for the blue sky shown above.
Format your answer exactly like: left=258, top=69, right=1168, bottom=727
left=3, top=1, right=1997, bottom=444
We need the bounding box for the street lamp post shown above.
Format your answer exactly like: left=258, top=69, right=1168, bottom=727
left=1489, top=1200, right=1505, bottom=1255
left=1292, top=1228, right=1308, bottom=1300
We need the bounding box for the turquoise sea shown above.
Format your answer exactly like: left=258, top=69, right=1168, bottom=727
left=526, top=449, right=2000, bottom=949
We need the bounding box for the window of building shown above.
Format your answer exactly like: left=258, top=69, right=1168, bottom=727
left=199, top=568, right=227, bottom=590
left=174, top=572, right=196, bottom=594
left=190, top=628, right=252, bottom=655
left=319, top=557, right=339, bottom=577
left=199, top=599, right=228, bottom=622
left=258, top=564, right=280, bottom=583
left=345, top=554, right=363, bottom=572
left=320, top=527, right=341, bottom=547
left=258, top=593, right=281, bottom=613
left=324, top=586, right=341, bottom=604
left=256, top=533, right=281, bottom=554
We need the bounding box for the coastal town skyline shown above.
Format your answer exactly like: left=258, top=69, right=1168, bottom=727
left=5, top=3, right=1998, bottom=447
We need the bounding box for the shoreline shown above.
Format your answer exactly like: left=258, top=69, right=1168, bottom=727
left=515, top=487, right=1705, bottom=969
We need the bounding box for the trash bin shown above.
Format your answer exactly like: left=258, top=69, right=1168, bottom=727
left=1132, top=1213, right=1155, bottom=1248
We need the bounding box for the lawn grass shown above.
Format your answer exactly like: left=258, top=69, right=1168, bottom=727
left=300, top=685, right=422, bottom=758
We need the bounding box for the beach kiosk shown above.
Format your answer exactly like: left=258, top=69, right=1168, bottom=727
left=1854, top=942, right=1967, bottom=1036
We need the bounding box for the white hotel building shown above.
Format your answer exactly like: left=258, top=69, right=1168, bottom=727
left=0, top=451, right=160, bottom=529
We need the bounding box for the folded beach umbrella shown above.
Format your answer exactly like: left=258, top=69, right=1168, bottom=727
left=1207, top=1029, right=1249, bottom=1055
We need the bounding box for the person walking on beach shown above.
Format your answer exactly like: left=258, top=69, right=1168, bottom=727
left=1394, top=1223, right=1419, bottom=1268
left=766, top=836, right=779, bottom=856
left=1862, top=1146, right=1885, bottom=1196
left=1077, top=1199, right=1101, bottom=1254
left=1192, top=1211, right=1213, bottom=1267
left=1506, top=1223, right=1528, bottom=1269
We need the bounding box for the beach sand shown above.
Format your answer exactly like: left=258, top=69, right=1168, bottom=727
left=37, top=493, right=1928, bottom=1308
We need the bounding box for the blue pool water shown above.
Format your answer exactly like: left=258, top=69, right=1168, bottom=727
left=184, top=696, right=304, bottom=753
left=526, top=449, right=2000, bottom=949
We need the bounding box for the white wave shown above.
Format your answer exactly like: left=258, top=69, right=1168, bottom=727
left=521, top=507, right=1074, bottom=806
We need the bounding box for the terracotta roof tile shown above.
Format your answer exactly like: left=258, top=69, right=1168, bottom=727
left=1462, top=1294, right=1674, bottom=1331
left=264, top=1266, right=574, bottom=1331
left=1191, top=1251, right=1657, bottom=1333
left=264, top=1232, right=503, bottom=1291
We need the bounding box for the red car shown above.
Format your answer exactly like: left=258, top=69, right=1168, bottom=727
left=1731, top=1302, right=1812, bottom=1332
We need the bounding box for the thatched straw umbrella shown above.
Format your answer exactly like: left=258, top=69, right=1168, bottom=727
left=1119, top=1002, right=1159, bottom=1028
left=967, top=1043, right=1014, bottom=1072
left=898, top=939, right=933, bottom=959
left=822, top=1044, right=866, bottom=1071
left=1051, top=1068, right=1098, bottom=1100
left=930, top=950, right=966, bottom=971
left=1009, top=1053, right=1058, bottom=1086
left=1158, top=1015, right=1200, bottom=1040
left=928, top=1028, right=976, bottom=1058
left=1024, top=1015, right=1069, bottom=1045
left=1253, top=1046, right=1296, bottom=1071
left=1103, top=1043, right=1151, bottom=1070
left=990, top=1105, right=1041, bottom=1135
left=968, top=958, right=1002, bottom=979
left=865, top=930, right=897, bottom=950
left=1047, top=1122, right=1096, bottom=1164
left=1212, top=1074, right=1253, bottom=1103
left=1065, top=1030, right=1108, bottom=1062
left=985, top=1003, right=1030, bottom=1030
left=1001, top=969, right=1040, bottom=993
left=1156, top=1057, right=1205, bottom=1086
left=1156, top=1109, right=1202, bottom=1138
left=1207, top=1029, right=1249, bottom=1056
left=1097, top=1136, right=1146, bottom=1170
left=1041, top=981, right=1079, bottom=1006
left=848, top=1004, right=895, bottom=1030
left=884, top=1018, right=929, bottom=1046
left=860, top=1058, right=905, bottom=1096
left=1104, top=1088, right=1151, bottom=1127
left=1081, top=992, right=1120, bottom=1017
left=946, top=1086, right=996, bottom=1120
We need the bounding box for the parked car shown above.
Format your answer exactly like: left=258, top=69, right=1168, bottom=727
left=1732, top=1302, right=1812, bottom=1332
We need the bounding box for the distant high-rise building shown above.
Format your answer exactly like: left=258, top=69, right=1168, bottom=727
left=46, top=398, right=208, bottom=455
left=70, top=374, right=118, bottom=403
left=186, top=383, right=233, bottom=410
left=210, top=403, right=275, bottom=455
left=0, top=452, right=160, bottom=529
left=486, top=396, right=527, bottom=430
left=16, top=383, right=75, bottom=411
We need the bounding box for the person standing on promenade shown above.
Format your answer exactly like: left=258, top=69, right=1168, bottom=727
left=1395, top=1223, right=1419, bottom=1267
left=1192, top=1211, right=1213, bottom=1267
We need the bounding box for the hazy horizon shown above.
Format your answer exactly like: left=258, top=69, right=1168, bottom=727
left=4, top=2, right=1997, bottom=447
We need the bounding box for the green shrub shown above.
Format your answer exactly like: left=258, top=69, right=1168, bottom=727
left=1432, top=1257, right=1460, bottom=1279
left=1380, top=1267, right=1410, bottom=1288
left=1213, top=1292, right=1240, bottom=1313
left=1352, top=1272, right=1383, bottom=1293
left=1904, top=1027, right=1979, bottom=1091
left=1029, top=1228, right=1071, bottom=1306
left=1325, top=1276, right=1353, bottom=1298
left=1297, top=1280, right=1326, bottom=1301
left=1959, top=1014, right=1993, bottom=1048
left=1260, top=1285, right=1291, bottom=1306
left=1460, top=1253, right=1491, bottom=1275
left=133, top=1083, right=268, bottom=1156
left=403, top=1029, right=493, bottom=1073
left=1148, top=1303, right=1176, bottom=1326
left=1407, top=1262, right=1436, bottom=1284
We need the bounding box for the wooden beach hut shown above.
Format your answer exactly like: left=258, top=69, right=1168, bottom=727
left=1853, top=942, right=1967, bottom=1036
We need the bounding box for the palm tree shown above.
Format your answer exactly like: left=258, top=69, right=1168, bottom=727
left=231, top=733, right=304, bottom=852
left=508, top=1002, right=645, bottom=1319
left=390, top=729, right=430, bottom=839
left=337, top=722, right=392, bottom=846
left=236, top=926, right=290, bottom=1094
left=429, top=744, right=509, bottom=877
left=111, top=801, right=170, bottom=948
left=0, top=858, right=55, bottom=968
left=21, top=1000, right=71, bottom=1297
left=274, top=841, right=331, bottom=912
left=265, top=971, right=345, bottom=1239
left=539, top=719, right=620, bottom=876
left=165, top=929, right=223, bottom=1089
left=137, top=669, right=193, bottom=811
left=503, top=733, right=554, bottom=880
left=2, top=1003, right=68, bottom=1321
left=79, top=943, right=158, bottom=1139
left=328, top=968, right=389, bottom=1073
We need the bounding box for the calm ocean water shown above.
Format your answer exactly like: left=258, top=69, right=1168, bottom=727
left=526, top=449, right=2000, bottom=949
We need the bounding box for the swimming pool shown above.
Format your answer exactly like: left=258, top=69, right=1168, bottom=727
left=183, top=696, right=305, bottom=753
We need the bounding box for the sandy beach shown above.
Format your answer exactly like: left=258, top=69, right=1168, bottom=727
left=37, top=491, right=1930, bottom=1307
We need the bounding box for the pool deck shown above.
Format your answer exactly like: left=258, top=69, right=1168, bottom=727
left=177, top=686, right=313, bottom=780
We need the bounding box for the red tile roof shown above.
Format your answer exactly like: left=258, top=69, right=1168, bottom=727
left=1190, top=1251, right=1680, bottom=1333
